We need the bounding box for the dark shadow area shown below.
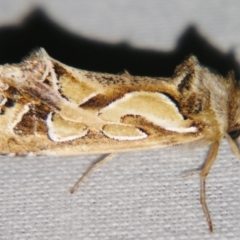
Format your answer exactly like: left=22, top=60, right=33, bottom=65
left=0, top=8, right=239, bottom=79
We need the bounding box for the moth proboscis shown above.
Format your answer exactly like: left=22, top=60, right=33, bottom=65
left=0, top=48, right=239, bottom=232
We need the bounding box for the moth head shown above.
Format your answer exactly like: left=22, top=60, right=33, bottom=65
left=228, top=111, right=240, bottom=140
left=227, top=71, right=240, bottom=140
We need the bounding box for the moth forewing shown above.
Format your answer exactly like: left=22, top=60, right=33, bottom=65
left=0, top=48, right=239, bottom=232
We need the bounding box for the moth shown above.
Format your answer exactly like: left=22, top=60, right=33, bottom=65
left=0, top=48, right=239, bottom=232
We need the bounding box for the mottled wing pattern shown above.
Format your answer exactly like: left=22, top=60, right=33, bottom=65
left=0, top=49, right=229, bottom=155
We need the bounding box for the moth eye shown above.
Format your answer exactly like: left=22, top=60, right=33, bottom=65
left=228, top=130, right=240, bottom=139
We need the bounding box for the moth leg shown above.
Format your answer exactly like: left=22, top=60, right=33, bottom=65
left=224, top=133, right=240, bottom=158
left=181, top=169, right=200, bottom=178
left=200, top=141, right=220, bottom=232
left=70, top=153, right=118, bottom=194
